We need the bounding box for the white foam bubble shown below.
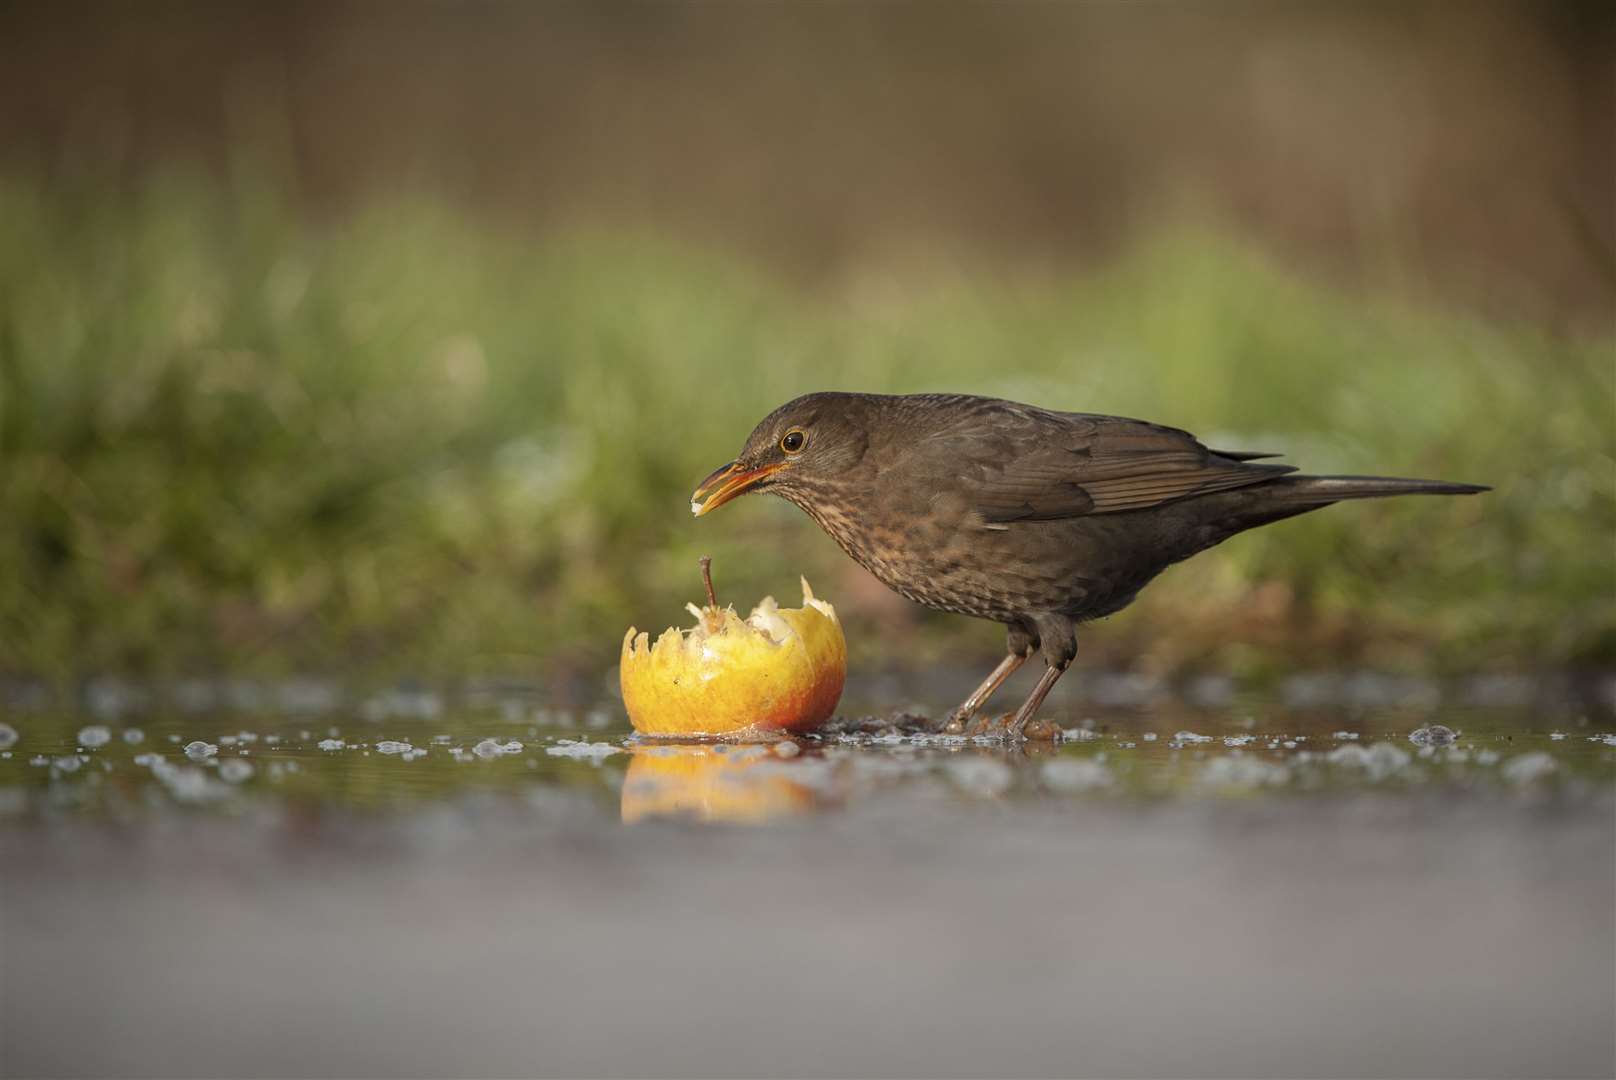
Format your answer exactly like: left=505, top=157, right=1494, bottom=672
left=474, top=738, right=524, bottom=759
left=544, top=740, right=619, bottom=760
left=1409, top=725, right=1457, bottom=747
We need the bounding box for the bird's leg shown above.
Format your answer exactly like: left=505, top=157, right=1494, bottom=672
left=940, top=651, right=1026, bottom=733
left=939, top=624, right=1037, bottom=733
left=1006, top=663, right=1068, bottom=740
left=1004, top=615, right=1077, bottom=740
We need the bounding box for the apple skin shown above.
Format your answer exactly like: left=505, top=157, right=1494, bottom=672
left=620, top=578, right=846, bottom=738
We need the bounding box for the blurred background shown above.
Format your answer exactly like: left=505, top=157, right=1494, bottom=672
left=1, top=0, right=1612, bottom=690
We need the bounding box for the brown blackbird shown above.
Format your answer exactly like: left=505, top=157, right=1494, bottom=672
left=691, top=392, right=1487, bottom=738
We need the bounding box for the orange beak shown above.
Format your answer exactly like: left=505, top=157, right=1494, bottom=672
left=691, top=460, right=786, bottom=517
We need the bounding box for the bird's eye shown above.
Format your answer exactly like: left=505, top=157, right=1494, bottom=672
left=780, top=430, right=807, bottom=454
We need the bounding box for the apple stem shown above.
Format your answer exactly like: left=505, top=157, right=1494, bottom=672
left=699, top=555, right=718, bottom=609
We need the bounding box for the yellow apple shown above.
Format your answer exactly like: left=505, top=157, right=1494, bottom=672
left=620, top=561, right=846, bottom=737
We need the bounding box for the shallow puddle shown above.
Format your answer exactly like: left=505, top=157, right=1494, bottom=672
left=4, top=677, right=1613, bottom=1077
left=1, top=677, right=1611, bottom=825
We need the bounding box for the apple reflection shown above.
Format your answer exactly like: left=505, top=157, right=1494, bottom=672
left=620, top=743, right=821, bottom=824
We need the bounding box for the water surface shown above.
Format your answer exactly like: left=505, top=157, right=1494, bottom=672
left=3, top=678, right=1613, bottom=1078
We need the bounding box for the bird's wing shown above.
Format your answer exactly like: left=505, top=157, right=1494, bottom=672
left=915, top=409, right=1293, bottom=523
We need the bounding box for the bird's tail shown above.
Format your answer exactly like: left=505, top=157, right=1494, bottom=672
left=1269, top=474, right=1491, bottom=503
left=1202, top=472, right=1489, bottom=534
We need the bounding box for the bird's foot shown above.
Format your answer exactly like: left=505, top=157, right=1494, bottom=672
left=1021, top=717, right=1063, bottom=742
left=959, top=712, right=1062, bottom=742
left=961, top=712, right=1007, bottom=738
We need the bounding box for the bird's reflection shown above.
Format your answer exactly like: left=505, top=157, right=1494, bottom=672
left=620, top=743, right=820, bottom=824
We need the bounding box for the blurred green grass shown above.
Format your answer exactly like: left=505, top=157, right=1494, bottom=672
left=1, top=173, right=1611, bottom=683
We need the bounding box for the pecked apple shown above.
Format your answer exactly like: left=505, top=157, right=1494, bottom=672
left=620, top=558, right=846, bottom=737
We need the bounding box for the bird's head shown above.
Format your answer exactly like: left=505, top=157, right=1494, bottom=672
left=691, top=393, right=873, bottom=516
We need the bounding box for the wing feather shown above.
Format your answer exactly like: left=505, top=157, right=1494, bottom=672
left=903, top=403, right=1292, bottom=523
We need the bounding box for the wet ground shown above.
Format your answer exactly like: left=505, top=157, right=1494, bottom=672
left=3, top=673, right=1614, bottom=1078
